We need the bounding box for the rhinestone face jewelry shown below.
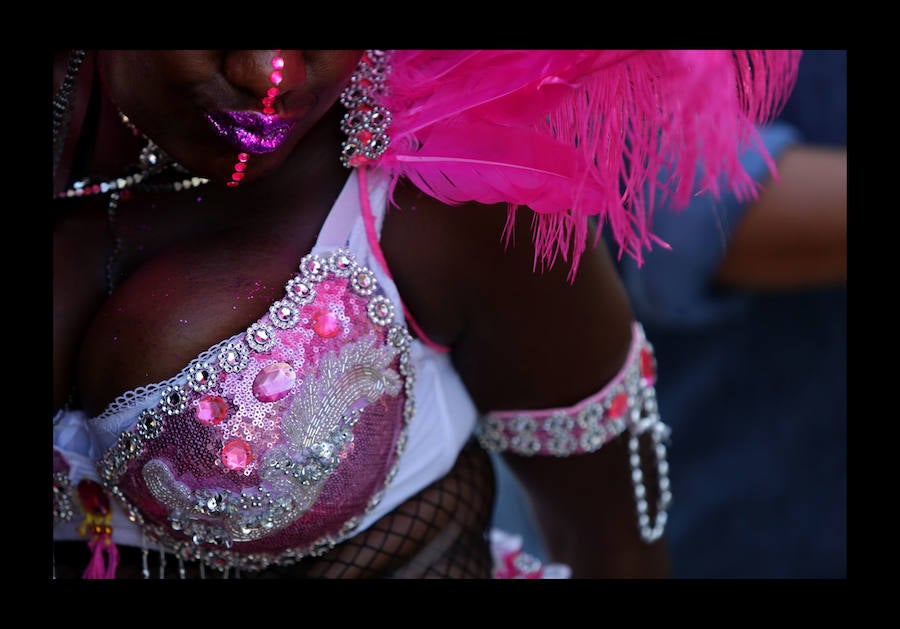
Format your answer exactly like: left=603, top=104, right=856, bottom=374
left=225, top=51, right=285, bottom=188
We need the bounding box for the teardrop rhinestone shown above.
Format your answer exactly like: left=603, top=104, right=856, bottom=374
left=252, top=362, right=296, bottom=403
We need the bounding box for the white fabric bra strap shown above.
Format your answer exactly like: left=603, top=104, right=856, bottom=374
left=314, top=168, right=389, bottom=252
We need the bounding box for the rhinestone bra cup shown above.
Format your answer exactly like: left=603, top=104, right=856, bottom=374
left=94, top=249, right=416, bottom=572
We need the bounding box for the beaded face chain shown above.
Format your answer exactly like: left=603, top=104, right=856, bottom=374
left=225, top=51, right=285, bottom=188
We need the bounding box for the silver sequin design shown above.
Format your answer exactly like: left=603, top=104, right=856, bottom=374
left=96, top=250, right=416, bottom=572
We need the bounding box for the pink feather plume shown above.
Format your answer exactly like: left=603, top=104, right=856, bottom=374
left=376, top=50, right=801, bottom=278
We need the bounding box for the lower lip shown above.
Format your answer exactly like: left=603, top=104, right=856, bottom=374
left=206, top=110, right=296, bottom=154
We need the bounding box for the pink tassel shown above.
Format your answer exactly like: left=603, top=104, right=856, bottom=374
left=82, top=533, right=119, bottom=579
left=76, top=478, right=119, bottom=579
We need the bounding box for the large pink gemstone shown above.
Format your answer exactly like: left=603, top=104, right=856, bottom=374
left=221, top=440, right=252, bottom=471
left=252, top=361, right=296, bottom=402
left=312, top=309, right=340, bottom=338
left=196, top=395, right=228, bottom=426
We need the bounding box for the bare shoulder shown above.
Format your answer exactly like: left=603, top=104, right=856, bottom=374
left=381, top=178, right=635, bottom=414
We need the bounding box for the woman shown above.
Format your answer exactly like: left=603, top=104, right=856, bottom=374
left=52, top=50, right=798, bottom=578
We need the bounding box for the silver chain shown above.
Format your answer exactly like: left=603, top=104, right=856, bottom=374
left=52, top=49, right=87, bottom=178
left=105, top=192, right=123, bottom=295
left=628, top=400, right=672, bottom=543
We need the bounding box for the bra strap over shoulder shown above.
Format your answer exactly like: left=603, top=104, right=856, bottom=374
left=356, top=167, right=450, bottom=355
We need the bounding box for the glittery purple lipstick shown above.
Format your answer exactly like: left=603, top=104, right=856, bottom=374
left=207, top=110, right=295, bottom=154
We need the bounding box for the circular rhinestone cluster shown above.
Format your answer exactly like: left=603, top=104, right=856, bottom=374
left=340, top=50, right=392, bottom=168
left=94, top=248, right=416, bottom=572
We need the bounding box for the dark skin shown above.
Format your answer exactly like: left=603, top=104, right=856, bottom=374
left=714, top=146, right=847, bottom=290
left=53, top=50, right=669, bottom=578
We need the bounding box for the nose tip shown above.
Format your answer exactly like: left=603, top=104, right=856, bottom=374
left=223, top=50, right=300, bottom=107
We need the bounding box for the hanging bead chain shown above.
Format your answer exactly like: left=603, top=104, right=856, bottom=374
left=58, top=112, right=209, bottom=200
left=105, top=192, right=123, bottom=296
left=55, top=105, right=210, bottom=294
left=57, top=169, right=210, bottom=200
left=628, top=414, right=672, bottom=543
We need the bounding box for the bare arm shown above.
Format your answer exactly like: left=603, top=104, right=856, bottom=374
left=714, top=146, right=847, bottom=290
left=384, top=183, right=670, bottom=577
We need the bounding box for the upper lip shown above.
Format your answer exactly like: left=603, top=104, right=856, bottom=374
left=206, top=110, right=296, bottom=154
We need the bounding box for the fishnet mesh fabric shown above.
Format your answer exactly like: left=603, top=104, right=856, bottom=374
left=52, top=440, right=496, bottom=579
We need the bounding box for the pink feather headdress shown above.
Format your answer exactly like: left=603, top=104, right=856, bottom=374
left=350, top=50, right=801, bottom=278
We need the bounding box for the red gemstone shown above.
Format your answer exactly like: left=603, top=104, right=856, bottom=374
left=238, top=153, right=249, bottom=162
left=222, top=440, right=252, bottom=471
left=312, top=309, right=341, bottom=338
left=196, top=395, right=228, bottom=426
left=77, top=479, right=110, bottom=516
left=267, top=87, right=279, bottom=98
left=232, top=172, right=244, bottom=181
left=272, top=57, right=284, bottom=70
left=226, top=181, right=239, bottom=188
left=640, top=348, right=656, bottom=384
left=234, top=162, right=246, bottom=172
left=608, top=392, right=628, bottom=418
left=269, top=70, right=283, bottom=85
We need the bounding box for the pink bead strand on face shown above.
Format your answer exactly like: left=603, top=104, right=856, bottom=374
left=226, top=51, right=285, bottom=188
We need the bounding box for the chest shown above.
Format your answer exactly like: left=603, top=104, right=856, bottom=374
left=57, top=190, right=329, bottom=416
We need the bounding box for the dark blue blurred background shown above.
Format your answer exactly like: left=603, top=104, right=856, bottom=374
left=491, top=49, right=847, bottom=579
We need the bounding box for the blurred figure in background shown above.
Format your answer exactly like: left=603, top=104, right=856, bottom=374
left=492, top=49, right=847, bottom=578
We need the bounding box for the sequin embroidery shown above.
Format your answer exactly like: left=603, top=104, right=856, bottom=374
left=96, top=250, right=415, bottom=572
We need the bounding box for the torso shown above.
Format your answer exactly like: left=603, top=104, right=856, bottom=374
left=53, top=55, right=636, bottom=578
left=52, top=110, right=496, bottom=577
left=55, top=154, right=339, bottom=415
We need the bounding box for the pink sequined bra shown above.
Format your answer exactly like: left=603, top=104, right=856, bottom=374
left=53, top=172, right=422, bottom=573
